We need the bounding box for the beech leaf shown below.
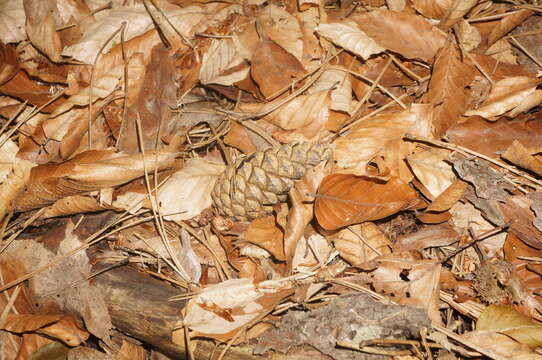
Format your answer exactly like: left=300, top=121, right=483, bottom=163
left=316, top=22, right=384, bottom=60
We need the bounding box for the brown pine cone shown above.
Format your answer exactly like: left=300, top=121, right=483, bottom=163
left=212, top=142, right=331, bottom=221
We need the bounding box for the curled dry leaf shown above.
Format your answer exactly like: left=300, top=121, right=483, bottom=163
left=181, top=278, right=293, bottom=341
left=407, top=147, right=455, bottom=200
left=316, top=22, right=384, bottom=60
left=244, top=216, right=285, bottom=261
left=157, top=158, right=225, bottom=222
left=315, top=174, right=420, bottom=231
left=464, top=76, right=540, bottom=120
left=354, top=9, right=447, bottom=61
left=333, top=105, right=431, bottom=176
left=370, top=254, right=442, bottom=324
left=331, top=222, right=391, bottom=266
left=502, top=140, right=542, bottom=177
left=14, top=151, right=177, bottom=212
left=62, top=4, right=153, bottom=64
left=310, top=67, right=353, bottom=115
left=39, top=195, right=112, bottom=219
left=292, top=234, right=333, bottom=270
left=486, top=9, right=532, bottom=48
left=199, top=38, right=250, bottom=86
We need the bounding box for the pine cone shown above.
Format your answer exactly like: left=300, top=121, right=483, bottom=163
left=212, top=142, right=331, bottom=221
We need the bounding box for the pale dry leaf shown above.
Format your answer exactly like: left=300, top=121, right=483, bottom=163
left=316, top=22, right=385, bottom=60
left=199, top=38, right=250, bottom=86
left=232, top=20, right=259, bottom=60
left=182, top=277, right=291, bottom=341
left=0, top=0, right=25, bottom=43
left=354, top=9, right=446, bottom=61
left=157, top=158, right=225, bottom=222
left=310, top=67, right=353, bottom=115
left=450, top=202, right=506, bottom=257
left=438, top=0, right=479, bottom=29
left=334, top=105, right=431, bottom=175
left=50, top=63, right=124, bottom=117
left=40, top=195, right=112, bottom=219
left=465, top=76, right=539, bottom=119
left=0, top=157, right=34, bottom=221
left=332, top=223, right=391, bottom=265
left=62, top=4, right=153, bottom=64
left=478, top=305, right=542, bottom=349
left=407, top=147, right=455, bottom=199
left=259, top=5, right=303, bottom=61
left=507, top=90, right=542, bottom=118
left=411, top=0, right=452, bottom=19
left=386, top=0, right=406, bottom=12
left=292, top=234, right=333, bottom=270
left=242, top=90, right=329, bottom=131
left=461, top=331, right=542, bottom=360
left=502, top=140, right=542, bottom=177
left=486, top=38, right=517, bottom=65
left=371, top=255, right=442, bottom=323
left=0, top=136, right=18, bottom=181
left=160, top=3, right=232, bottom=40
left=23, top=0, right=62, bottom=62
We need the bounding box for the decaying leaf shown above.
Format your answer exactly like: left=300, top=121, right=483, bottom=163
left=181, top=278, right=292, bottom=341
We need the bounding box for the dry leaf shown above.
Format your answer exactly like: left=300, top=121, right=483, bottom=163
left=310, top=67, right=353, bottom=115
left=23, top=0, right=62, bottom=62
left=157, top=158, right=225, bottom=222
left=334, top=105, right=431, bottom=176
left=315, top=174, right=419, bottom=231
left=182, top=278, right=292, bottom=341
left=502, top=140, right=542, bottom=177
left=370, top=254, right=442, bottom=323
left=115, top=341, right=146, bottom=360
left=426, top=44, right=476, bottom=137
left=461, top=331, right=542, bottom=360
left=316, top=22, right=384, bottom=60
left=199, top=38, right=250, bottom=86
left=244, top=216, right=285, bottom=261
left=0, top=0, right=26, bottom=43
left=354, top=10, right=446, bottom=61
left=242, top=90, right=329, bottom=130
left=292, top=234, right=333, bottom=270
left=407, top=147, right=455, bottom=199
left=0, top=43, right=19, bottom=86
left=62, top=4, right=153, bottom=64
left=438, top=0, right=479, bottom=29
left=332, top=223, right=391, bottom=265
left=250, top=38, right=306, bottom=98
left=507, top=90, right=542, bottom=118
left=478, top=305, right=542, bottom=349
left=465, top=76, right=539, bottom=119
left=487, top=9, right=532, bottom=48
left=259, top=5, right=303, bottom=61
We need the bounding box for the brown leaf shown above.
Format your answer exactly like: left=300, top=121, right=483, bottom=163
left=446, top=116, right=542, bottom=158
left=39, top=195, right=112, bottom=219
left=250, top=38, right=306, bottom=98
left=316, top=21, right=385, bottom=60
left=407, top=147, right=455, bottom=200
left=354, top=9, right=446, bottom=61
left=426, top=179, right=468, bottom=212
left=244, top=216, right=285, bottom=261
left=259, top=5, right=303, bottom=61
left=393, top=224, right=458, bottom=252
left=23, top=0, right=62, bottom=62
left=0, top=71, right=64, bottom=112
left=0, top=43, right=19, bottom=86
left=487, top=9, right=533, bottom=48
left=502, top=140, right=542, bottom=177
left=315, top=174, right=420, bottom=230
left=223, top=122, right=257, bottom=154
left=426, top=44, right=476, bottom=137
left=15, top=151, right=177, bottom=212
left=116, top=341, right=146, bottom=360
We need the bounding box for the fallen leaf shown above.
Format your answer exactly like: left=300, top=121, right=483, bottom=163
left=354, top=10, right=446, bottom=61
left=315, top=174, right=420, bottom=230
left=259, top=5, right=303, bottom=61
left=157, top=158, right=225, bottom=222
left=23, top=0, right=62, bottom=62
left=461, top=331, right=542, bottom=360
left=464, top=76, right=539, bottom=119
left=244, top=216, right=285, bottom=261
left=331, top=222, right=391, bottom=265
left=316, top=21, right=384, bottom=60
left=0, top=0, right=26, bottom=43
left=199, top=38, right=250, bottom=86
left=486, top=9, right=532, bottom=48
left=250, top=38, right=306, bottom=98
left=310, top=66, right=353, bottom=115
left=502, top=140, right=542, bottom=177
left=478, top=305, right=542, bottom=349
left=407, top=147, right=455, bottom=200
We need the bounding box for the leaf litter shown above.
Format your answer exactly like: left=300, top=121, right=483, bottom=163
left=0, top=0, right=542, bottom=359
